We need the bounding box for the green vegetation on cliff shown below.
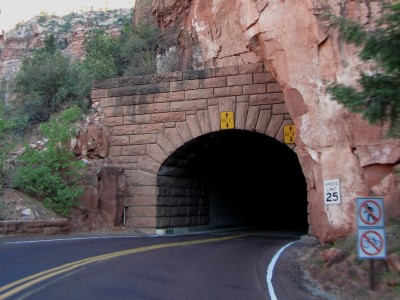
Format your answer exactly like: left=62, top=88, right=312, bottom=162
left=82, top=23, right=160, bottom=79
left=11, top=35, right=90, bottom=130
left=13, top=106, right=86, bottom=216
left=0, top=9, right=160, bottom=214
left=327, top=1, right=400, bottom=137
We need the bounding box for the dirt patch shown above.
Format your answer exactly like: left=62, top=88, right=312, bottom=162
left=291, top=230, right=400, bottom=300
left=0, top=188, right=61, bottom=221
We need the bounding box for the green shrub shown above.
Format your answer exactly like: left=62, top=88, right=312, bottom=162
left=81, top=30, right=122, bottom=79
left=60, top=21, right=72, bottom=33
left=11, top=35, right=90, bottom=131
left=119, top=23, right=160, bottom=76
left=37, top=12, right=48, bottom=25
left=63, top=12, right=79, bottom=23
left=326, top=2, right=400, bottom=137
left=13, top=106, right=86, bottom=216
left=82, top=22, right=160, bottom=79
left=0, top=80, right=13, bottom=189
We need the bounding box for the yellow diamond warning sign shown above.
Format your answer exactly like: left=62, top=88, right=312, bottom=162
left=220, top=111, right=235, bottom=129
left=284, top=124, right=295, bottom=144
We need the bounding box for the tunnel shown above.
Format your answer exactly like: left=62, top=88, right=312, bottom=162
left=156, top=129, right=308, bottom=232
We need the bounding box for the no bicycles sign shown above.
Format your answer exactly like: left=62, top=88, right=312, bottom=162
left=357, top=228, right=386, bottom=259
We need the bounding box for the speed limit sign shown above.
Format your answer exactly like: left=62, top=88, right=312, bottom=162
left=324, top=179, right=341, bottom=205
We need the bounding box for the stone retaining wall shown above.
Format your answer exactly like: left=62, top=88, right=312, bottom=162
left=0, top=219, right=69, bottom=235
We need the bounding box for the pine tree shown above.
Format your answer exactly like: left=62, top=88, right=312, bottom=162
left=327, top=1, right=400, bottom=137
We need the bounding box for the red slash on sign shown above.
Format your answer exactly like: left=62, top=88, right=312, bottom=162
left=360, top=230, right=384, bottom=257
left=356, top=198, right=386, bottom=260
left=359, top=200, right=382, bottom=226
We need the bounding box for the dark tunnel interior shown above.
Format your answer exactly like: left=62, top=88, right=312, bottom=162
left=158, top=129, right=308, bottom=232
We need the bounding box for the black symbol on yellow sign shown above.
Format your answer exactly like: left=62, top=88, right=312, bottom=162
left=220, top=111, right=235, bottom=129
left=284, top=125, right=295, bottom=144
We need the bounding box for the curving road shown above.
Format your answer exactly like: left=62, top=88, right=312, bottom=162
left=0, top=230, right=313, bottom=300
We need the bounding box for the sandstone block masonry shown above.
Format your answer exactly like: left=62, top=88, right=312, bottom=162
left=0, top=219, right=69, bottom=235
left=91, top=62, right=294, bottom=233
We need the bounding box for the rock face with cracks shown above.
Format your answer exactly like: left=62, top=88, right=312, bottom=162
left=151, top=0, right=400, bottom=242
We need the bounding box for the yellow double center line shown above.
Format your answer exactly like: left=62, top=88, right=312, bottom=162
left=0, top=234, right=248, bottom=299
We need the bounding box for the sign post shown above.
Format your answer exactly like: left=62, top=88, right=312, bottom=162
left=356, top=197, right=386, bottom=290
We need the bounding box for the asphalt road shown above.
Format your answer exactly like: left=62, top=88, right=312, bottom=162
left=0, top=230, right=313, bottom=300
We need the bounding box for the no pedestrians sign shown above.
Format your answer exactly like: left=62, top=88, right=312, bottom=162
left=356, top=198, right=384, bottom=228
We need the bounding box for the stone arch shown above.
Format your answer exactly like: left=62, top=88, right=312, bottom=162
left=155, top=128, right=307, bottom=230
left=92, top=62, right=306, bottom=233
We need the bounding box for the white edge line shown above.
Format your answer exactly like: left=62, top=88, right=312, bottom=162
left=266, top=240, right=298, bottom=300
left=5, top=227, right=252, bottom=244
left=4, top=235, right=159, bottom=244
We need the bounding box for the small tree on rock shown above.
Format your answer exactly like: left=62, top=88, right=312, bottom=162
left=326, top=1, right=400, bottom=137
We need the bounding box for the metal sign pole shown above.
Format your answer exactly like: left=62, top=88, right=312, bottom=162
left=370, top=260, right=375, bottom=291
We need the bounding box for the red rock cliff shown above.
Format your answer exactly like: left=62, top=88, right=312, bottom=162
left=0, top=9, right=131, bottom=84
left=152, top=0, right=400, bottom=242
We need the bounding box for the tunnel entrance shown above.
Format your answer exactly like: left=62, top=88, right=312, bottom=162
left=157, top=130, right=308, bottom=231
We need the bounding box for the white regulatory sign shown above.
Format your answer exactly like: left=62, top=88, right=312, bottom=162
left=358, top=228, right=387, bottom=259
left=356, top=198, right=385, bottom=227
left=324, top=179, right=341, bottom=205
